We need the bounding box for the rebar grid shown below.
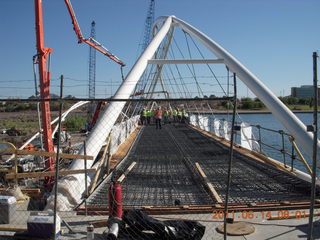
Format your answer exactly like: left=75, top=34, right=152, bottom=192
left=88, top=124, right=319, bottom=208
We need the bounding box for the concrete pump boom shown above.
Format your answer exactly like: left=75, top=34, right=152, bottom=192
left=64, top=0, right=125, bottom=66
left=34, top=0, right=55, bottom=185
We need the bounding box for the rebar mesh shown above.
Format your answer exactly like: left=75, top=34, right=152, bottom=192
left=88, top=123, right=319, bottom=208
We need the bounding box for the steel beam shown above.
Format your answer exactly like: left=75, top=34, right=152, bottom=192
left=148, top=59, right=224, bottom=64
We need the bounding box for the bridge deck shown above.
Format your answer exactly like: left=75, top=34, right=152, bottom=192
left=88, top=124, right=318, bottom=208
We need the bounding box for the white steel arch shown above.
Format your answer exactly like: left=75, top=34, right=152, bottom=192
left=154, top=15, right=319, bottom=162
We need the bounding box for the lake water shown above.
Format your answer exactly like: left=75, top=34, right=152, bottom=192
left=212, top=112, right=320, bottom=175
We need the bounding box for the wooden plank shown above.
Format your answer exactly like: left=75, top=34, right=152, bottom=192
left=195, top=162, right=206, bottom=178
left=90, top=135, right=111, bottom=194
left=0, top=226, right=27, bottom=232
left=91, top=220, right=108, bottom=228
left=195, top=162, right=223, bottom=203
left=0, top=169, right=14, bottom=173
left=108, top=126, right=141, bottom=171
left=2, top=149, right=93, bottom=160
left=117, top=161, right=137, bottom=183
left=5, top=169, right=96, bottom=179
left=0, top=188, right=42, bottom=198
left=288, top=136, right=312, bottom=174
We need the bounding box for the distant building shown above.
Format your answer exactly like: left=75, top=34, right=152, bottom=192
left=291, top=85, right=320, bottom=99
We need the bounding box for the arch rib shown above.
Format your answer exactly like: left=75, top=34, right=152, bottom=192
left=154, top=15, right=319, bottom=161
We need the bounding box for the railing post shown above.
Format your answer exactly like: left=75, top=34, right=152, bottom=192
left=291, top=142, right=295, bottom=172
left=280, top=130, right=286, bottom=167
left=257, top=125, right=262, bottom=153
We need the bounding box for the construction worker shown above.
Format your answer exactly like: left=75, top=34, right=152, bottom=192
left=177, top=108, right=183, bottom=123
left=154, top=107, right=163, bottom=129
left=146, top=109, right=152, bottom=125
left=140, top=108, right=147, bottom=125
left=182, top=108, right=187, bottom=123
left=173, top=108, right=178, bottom=123
left=163, top=108, right=169, bottom=124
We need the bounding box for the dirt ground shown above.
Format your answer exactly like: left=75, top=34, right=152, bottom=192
left=0, top=111, right=84, bottom=147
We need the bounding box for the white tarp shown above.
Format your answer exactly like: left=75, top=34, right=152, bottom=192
left=190, top=115, right=255, bottom=146
left=241, top=122, right=253, bottom=150
left=214, top=119, right=221, bottom=137
left=223, top=120, right=231, bottom=140
left=109, top=116, right=140, bottom=155
left=189, top=115, right=197, bottom=127
left=198, top=115, right=209, bottom=132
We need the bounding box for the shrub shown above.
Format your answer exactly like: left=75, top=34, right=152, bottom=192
left=64, top=116, right=87, bottom=131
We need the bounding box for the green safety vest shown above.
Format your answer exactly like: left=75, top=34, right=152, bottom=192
left=182, top=110, right=186, bottom=116
left=173, top=110, right=178, bottom=116
left=178, top=111, right=182, bottom=116
left=142, top=110, right=147, bottom=117
left=164, top=111, right=169, bottom=117
left=146, top=110, right=152, bottom=117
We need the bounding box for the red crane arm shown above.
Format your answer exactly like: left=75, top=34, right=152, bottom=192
left=84, top=39, right=125, bottom=66
left=64, top=0, right=84, bottom=43
left=64, top=0, right=125, bottom=66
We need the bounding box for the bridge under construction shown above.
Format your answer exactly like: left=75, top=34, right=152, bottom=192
left=86, top=124, right=319, bottom=211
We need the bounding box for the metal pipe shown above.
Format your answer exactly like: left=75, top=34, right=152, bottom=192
left=53, top=75, right=64, bottom=240
left=223, top=72, right=237, bottom=240
left=308, top=51, right=318, bottom=240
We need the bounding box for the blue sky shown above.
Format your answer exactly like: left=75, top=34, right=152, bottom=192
left=0, top=0, right=319, bottom=98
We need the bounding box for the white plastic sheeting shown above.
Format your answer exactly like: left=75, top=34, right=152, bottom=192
left=223, top=121, right=231, bottom=141
left=240, top=122, right=253, bottom=150
left=109, top=116, right=140, bottom=155
left=213, top=118, right=221, bottom=137
left=240, top=122, right=259, bottom=151
left=190, top=114, right=253, bottom=149
left=198, top=115, right=210, bottom=132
